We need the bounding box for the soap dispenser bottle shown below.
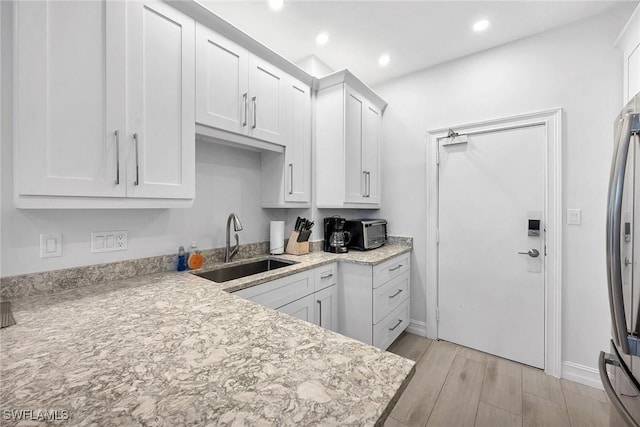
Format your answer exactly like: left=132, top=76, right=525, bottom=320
left=177, top=246, right=187, bottom=271
left=187, top=241, right=204, bottom=270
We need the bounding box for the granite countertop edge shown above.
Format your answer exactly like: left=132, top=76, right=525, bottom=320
left=1, top=244, right=416, bottom=426
left=202, top=244, right=413, bottom=294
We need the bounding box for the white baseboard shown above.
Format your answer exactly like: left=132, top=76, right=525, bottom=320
left=562, top=361, right=604, bottom=390
left=406, top=319, right=427, bottom=337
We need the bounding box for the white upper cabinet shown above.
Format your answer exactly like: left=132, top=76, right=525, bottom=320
left=285, top=78, right=312, bottom=203
left=261, top=76, right=311, bottom=207
left=15, top=0, right=127, bottom=200
left=248, top=56, right=285, bottom=145
left=363, top=102, right=381, bottom=204
left=196, top=25, right=248, bottom=133
left=126, top=1, right=195, bottom=200
left=343, top=87, right=381, bottom=205
left=14, top=0, right=195, bottom=208
left=616, top=5, right=640, bottom=104
left=195, top=24, right=285, bottom=146
left=316, top=71, right=386, bottom=208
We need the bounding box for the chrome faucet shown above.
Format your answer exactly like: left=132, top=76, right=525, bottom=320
left=225, top=213, right=243, bottom=262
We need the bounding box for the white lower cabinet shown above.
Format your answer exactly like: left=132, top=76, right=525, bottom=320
left=315, top=284, right=338, bottom=331
left=233, top=263, right=339, bottom=332
left=339, top=254, right=411, bottom=349
left=279, top=294, right=315, bottom=323
left=232, top=270, right=313, bottom=309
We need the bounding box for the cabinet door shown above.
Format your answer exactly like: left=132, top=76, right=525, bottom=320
left=233, top=270, right=314, bottom=310
left=315, top=284, right=339, bottom=332
left=627, top=45, right=640, bottom=103
left=195, top=24, right=249, bottom=133
left=127, top=1, right=195, bottom=199
left=15, top=0, right=126, bottom=198
left=344, top=86, right=365, bottom=203
left=363, top=102, right=381, bottom=204
left=248, top=55, right=285, bottom=145
left=284, top=78, right=311, bottom=203
left=278, top=294, right=315, bottom=324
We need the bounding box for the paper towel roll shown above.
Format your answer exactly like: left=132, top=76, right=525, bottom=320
left=270, top=221, right=285, bottom=255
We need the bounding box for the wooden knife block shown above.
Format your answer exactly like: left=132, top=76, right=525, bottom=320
left=285, top=231, right=309, bottom=255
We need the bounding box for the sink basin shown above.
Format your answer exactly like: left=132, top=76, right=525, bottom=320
left=194, top=258, right=298, bottom=283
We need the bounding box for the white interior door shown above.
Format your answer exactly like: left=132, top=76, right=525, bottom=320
left=438, top=125, right=546, bottom=368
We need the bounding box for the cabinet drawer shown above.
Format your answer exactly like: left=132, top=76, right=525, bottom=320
left=315, top=262, right=338, bottom=291
left=373, top=299, right=410, bottom=350
left=373, top=254, right=410, bottom=288
left=233, top=270, right=313, bottom=309
left=373, top=271, right=410, bottom=324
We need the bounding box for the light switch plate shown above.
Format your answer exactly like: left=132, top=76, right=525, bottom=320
left=567, top=209, right=582, bottom=225
left=40, top=233, right=62, bottom=258
left=91, top=231, right=127, bottom=253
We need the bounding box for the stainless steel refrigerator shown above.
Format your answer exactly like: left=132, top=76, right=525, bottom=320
left=600, top=92, right=640, bottom=427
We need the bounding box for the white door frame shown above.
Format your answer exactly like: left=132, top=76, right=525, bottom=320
left=426, top=108, right=563, bottom=377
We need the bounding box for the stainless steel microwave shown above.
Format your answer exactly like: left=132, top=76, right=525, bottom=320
left=344, top=219, right=387, bottom=250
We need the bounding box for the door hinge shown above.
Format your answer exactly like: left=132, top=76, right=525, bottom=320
left=436, top=229, right=440, bottom=244
left=436, top=150, right=440, bottom=165
left=436, top=307, right=440, bottom=323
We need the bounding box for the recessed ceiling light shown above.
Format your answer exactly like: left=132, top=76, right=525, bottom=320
left=378, top=54, right=390, bottom=67
left=473, top=19, right=490, bottom=32
left=268, top=0, right=284, bottom=10
left=316, top=33, right=329, bottom=46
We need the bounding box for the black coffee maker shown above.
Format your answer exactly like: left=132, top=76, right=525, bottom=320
left=324, top=216, right=352, bottom=253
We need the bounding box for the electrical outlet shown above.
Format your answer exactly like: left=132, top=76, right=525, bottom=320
left=92, top=230, right=127, bottom=253
left=115, top=232, right=127, bottom=249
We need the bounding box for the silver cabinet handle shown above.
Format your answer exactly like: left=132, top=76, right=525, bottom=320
left=389, top=264, right=403, bottom=272
left=114, top=130, right=120, bottom=185
left=389, top=319, right=402, bottom=331
left=518, top=249, right=540, bottom=258
left=288, top=163, right=294, bottom=195
left=362, top=171, right=367, bottom=197
left=133, top=133, right=140, bottom=186
left=242, top=92, right=248, bottom=127
left=317, top=300, right=322, bottom=326
left=389, top=289, right=403, bottom=299
left=320, top=273, right=333, bottom=280
left=251, top=96, right=257, bottom=129
left=366, top=171, right=371, bottom=197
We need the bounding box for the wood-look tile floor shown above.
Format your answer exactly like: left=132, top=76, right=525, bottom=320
left=385, top=332, right=610, bottom=427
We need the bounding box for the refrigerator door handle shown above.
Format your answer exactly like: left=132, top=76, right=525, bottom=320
left=599, top=351, right=640, bottom=427
left=607, top=112, right=633, bottom=354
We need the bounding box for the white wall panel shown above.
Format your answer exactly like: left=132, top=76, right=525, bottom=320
left=373, top=7, right=631, bottom=374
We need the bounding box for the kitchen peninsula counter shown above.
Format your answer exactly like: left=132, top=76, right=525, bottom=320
left=0, top=246, right=415, bottom=426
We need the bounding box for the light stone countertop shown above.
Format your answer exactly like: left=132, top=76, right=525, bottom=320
left=200, top=244, right=412, bottom=293
left=0, top=245, right=415, bottom=426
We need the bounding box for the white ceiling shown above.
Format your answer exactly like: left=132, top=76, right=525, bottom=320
left=199, top=0, right=638, bottom=86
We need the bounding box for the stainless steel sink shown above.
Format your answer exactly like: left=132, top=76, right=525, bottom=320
left=194, top=258, right=298, bottom=283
